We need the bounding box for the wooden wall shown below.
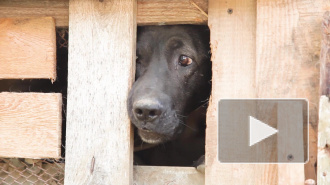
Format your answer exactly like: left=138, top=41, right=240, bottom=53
left=0, top=0, right=329, bottom=184
left=206, top=0, right=329, bottom=184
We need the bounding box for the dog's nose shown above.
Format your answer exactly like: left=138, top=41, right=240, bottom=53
left=133, top=100, right=162, bottom=122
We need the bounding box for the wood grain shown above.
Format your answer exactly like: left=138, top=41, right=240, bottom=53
left=0, top=17, right=56, bottom=80
left=0, top=0, right=68, bottom=27
left=0, top=93, right=62, bottom=159
left=317, top=96, right=330, bottom=184
left=64, top=0, right=136, bottom=184
left=133, top=166, right=204, bottom=185
left=256, top=0, right=329, bottom=181
left=206, top=0, right=278, bottom=184
left=321, top=11, right=330, bottom=96
left=0, top=0, right=207, bottom=26
left=137, top=0, right=208, bottom=25
left=318, top=12, right=330, bottom=185
left=207, top=0, right=327, bottom=183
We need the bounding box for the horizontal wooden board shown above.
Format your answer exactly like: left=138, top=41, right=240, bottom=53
left=137, top=0, right=208, bottom=25
left=0, top=93, right=62, bottom=158
left=0, top=17, right=56, bottom=80
left=0, top=0, right=68, bottom=27
left=133, top=166, right=204, bottom=185
left=0, top=0, right=208, bottom=26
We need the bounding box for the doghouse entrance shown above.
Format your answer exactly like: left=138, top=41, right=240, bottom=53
left=132, top=25, right=211, bottom=167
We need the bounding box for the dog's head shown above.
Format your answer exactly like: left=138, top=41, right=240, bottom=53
left=128, top=25, right=211, bottom=144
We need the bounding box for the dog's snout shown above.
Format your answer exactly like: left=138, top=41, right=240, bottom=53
left=133, top=100, right=162, bottom=122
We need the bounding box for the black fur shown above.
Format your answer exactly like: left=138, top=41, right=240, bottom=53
left=128, top=25, right=211, bottom=145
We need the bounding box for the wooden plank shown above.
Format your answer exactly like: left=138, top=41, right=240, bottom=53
left=0, top=17, right=56, bottom=80
left=318, top=12, right=330, bottom=184
left=206, top=0, right=279, bottom=184
left=257, top=0, right=329, bottom=182
left=64, top=0, right=136, bottom=184
left=207, top=0, right=326, bottom=183
left=0, top=0, right=68, bottom=27
left=137, top=0, right=208, bottom=25
left=321, top=11, right=330, bottom=96
left=317, top=96, right=330, bottom=184
left=0, top=0, right=208, bottom=26
left=0, top=93, right=62, bottom=159
left=133, top=166, right=204, bottom=185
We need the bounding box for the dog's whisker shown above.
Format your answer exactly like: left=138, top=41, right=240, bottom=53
left=179, top=120, right=197, bottom=132
left=177, top=114, right=187, bottom=118
left=140, top=140, right=145, bottom=148
left=201, top=98, right=209, bottom=103
left=175, top=112, right=188, bottom=118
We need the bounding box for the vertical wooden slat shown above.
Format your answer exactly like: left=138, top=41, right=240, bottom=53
left=318, top=11, right=330, bottom=185
left=207, top=0, right=326, bottom=183
left=206, top=0, right=278, bottom=184
left=256, top=0, right=327, bottom=182
left=65, top=0, right=136, bottom=184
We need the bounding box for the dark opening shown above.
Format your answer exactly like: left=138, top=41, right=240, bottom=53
left=132, top=25, right=211, bottom=167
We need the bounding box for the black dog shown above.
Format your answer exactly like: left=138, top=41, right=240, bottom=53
left=127, top=25, right=211, bottom=165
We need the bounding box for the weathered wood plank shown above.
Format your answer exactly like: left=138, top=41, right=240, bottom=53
left=206, top=0, right=279, bottom=184
left=321, top=11, right=330, bottom=96
left=0, top=0, right=68, bottom=27
left=137, top=0, right=208, bottom=25
left=64, top=0, right=136, bottom=184
left=318, top=11, right=330, bottom=185
left=0, top=0, right=208, bottom=26
left=257, top=0, right=329, bottom=182
left=207, top=0, right=326, bottom=183
left=0, top=17, right=56, bottom=80
left=0, top=93, right=62, bottom=159
left=133, top=166, right=204, bottom=185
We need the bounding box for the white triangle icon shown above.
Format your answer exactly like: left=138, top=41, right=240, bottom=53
left=249, top=116, right=278, bottom=147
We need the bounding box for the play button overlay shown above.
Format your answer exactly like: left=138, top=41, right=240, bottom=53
left=218, top=99, right=308, bottom=163
left=249, top=116, right=278, bottom=147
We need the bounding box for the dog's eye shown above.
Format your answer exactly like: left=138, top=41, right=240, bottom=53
left=178, top=55, right=193, bottom=67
